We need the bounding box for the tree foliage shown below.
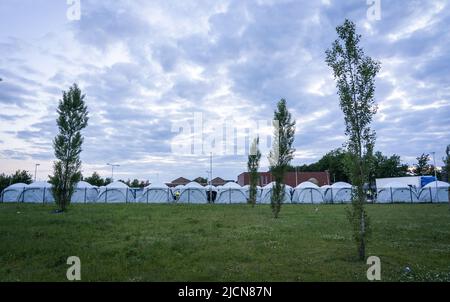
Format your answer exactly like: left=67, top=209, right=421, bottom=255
left=368, top=151, right=409, bottom=187
left=288, top=148, right=349, bottom=183
left=0, top=170, right=33, bottom=193
left=84, top=172, right=112, bottom=187
left=413, top=153, right=433, bottom=176
left=268, top=99, right=296, bottom=218
left=49, top=84, right=89, bottom=211
left=326, top=19, right=380, bottom=260
left=247, top=137, right=261, bottom=207
left=445, top=145, right=450, bottom=203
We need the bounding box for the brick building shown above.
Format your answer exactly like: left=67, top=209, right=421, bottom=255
left=166, top=177, right=190, bottom=187
left=237, top=171, right=330, bottom=187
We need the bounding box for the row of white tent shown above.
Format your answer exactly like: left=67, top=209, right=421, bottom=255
left=1, top=180, right=449, bottom=204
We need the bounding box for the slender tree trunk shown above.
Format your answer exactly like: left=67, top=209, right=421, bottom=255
left=359, top=211, right=366, bottom=260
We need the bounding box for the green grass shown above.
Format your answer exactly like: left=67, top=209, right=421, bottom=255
left=0, top=203, right=449, bottom=281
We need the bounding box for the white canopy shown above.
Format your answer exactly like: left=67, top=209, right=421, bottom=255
left=178, top=182, right=207, bottom=203
left=423, top=181, right=450, bottom=188
left=22, top=182, right=54, bottom=203
left=216, top=182, right=247, bottom=204
left=1, top=183, right=28, bottom=203
left=376, top=182, right=418, bottom=203
left=97, top=181, right=134, bottom=203
left=419, top=181, right=449, bottom=203
left=29, top=181, right=52, bottom=188
left=260, top=182, right=292, bottom=204
left=296, top=181, right=319, bottom=189
left=72, top=181, right=98, bottom=203
left=292, top=182, right=323, bottom=203
left=138, top=182, right=171, bottom=203
left=332, top=182, right=352, bottom=188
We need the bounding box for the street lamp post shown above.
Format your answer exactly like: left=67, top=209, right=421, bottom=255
left=431, top=152, right=438, bottom=202
left=34, top=164, right=40, bottom=182
left=106, top=163, right=120, bottom=181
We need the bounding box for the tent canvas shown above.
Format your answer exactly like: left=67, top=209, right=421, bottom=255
left=418, top=181, right=449, bottom=203
left=178, top=182, right=207, bottom=204
left=97, top=181, right=134, bottom=203
left=22, top=182, right=55, bottom=204
left=138, top=182, right=172, bottom=203
left=71, top=181, right=98, bottom=203
left=1, top=183, right=28, bottom=203
left=328, top=182, right=352, bottom=203
left=292, top=181, right=323, bottom=204
left=260, top=182, right=292, bottom=204
left=216, top=182, right=247, bottom=204
left=376, top=181, right=418, bottom=203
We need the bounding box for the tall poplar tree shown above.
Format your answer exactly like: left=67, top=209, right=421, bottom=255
left=247, top=137, right=261, bottom=207
left=50, top=84, right=89, bottom=211
left=268, top=99, right=296, bottom=218
left=326, top=19, right=381, bottom=260
left=444, top=145, right=450, bottom=206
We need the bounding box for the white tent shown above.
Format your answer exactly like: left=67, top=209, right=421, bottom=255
left=97, top=181, right=134, bottom=203
left=242, top=185, right=262, bottom=202
left=418, top=181, right=450, bottom=203
left=216, top=182, right=247, bottom=204
left=138, top=182, right=172, bottom=203
left=22, top=181, right=55, bottom=204
left=325, top=182, right=353, bottom=203
left=292, top=181, right=323, bottom=204
left=178, top=182, right=207, bottom=204
left=71, top=181, right=98, bottom=203
left=376, top=181, right=418, bottom=203
left=260, top=182, right=292, bottom=204
left=1, top=183, right=28, bottom=203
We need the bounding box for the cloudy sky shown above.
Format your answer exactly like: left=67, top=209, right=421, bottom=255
left=0, top=0, right=449, bottom=183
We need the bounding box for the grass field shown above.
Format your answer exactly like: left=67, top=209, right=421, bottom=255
left=0, top=203, right=449, bottom=282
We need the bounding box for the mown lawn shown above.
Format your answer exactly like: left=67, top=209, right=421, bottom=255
left=0, top=203, right=449, bottom=281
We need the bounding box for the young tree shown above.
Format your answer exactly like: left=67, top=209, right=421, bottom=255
left=11, top=170, right=33, bottom=184
left=268, top=99, right=296, bottom=218
left=247, top=137, right=261, bottom=207
left=50, top=84, right=89, bottom=212
left=84, top=172, right=104, bottom=187
left=0, top=170, right=33, bottom=192
left=444, top=145, right=450, bottom=204
left=326, top=19, right=380, bottom=260
left=413, top=153, right=432, bottom=176
left=130, top=179, right=140, bottom=188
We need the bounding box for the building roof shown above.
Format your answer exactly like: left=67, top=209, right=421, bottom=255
left=168, top=177, right=191, bottom=186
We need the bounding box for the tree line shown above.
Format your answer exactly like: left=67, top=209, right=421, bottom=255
left=287, top=149, right=446, bottom=185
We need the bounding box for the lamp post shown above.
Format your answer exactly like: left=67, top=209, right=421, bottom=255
left=431, top=152, right=438, bottom=202
left=34, top=164, right=40, bottom=182
left=207, top=152, right=213, bottom=202
left=106, top=163, right=120, bottom=181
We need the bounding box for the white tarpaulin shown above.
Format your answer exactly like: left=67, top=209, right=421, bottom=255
left=71, top=181, right=98, bottom=203
left=138, top=182, right=172, bottom=203
left=216, top=182, right=247, bottom=204
left=376, top=181, right=418, bottom=203
left=418, top=181, right=450, bottom=203
left=178, top=182, right=207, bottom=204
left=292, top=181, right=323, bottom=204
left=97, top=181, right=134, bottom=203
left=1, top=183, right=28, bottom=203
left=260, top=182, right=292, bottom=204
